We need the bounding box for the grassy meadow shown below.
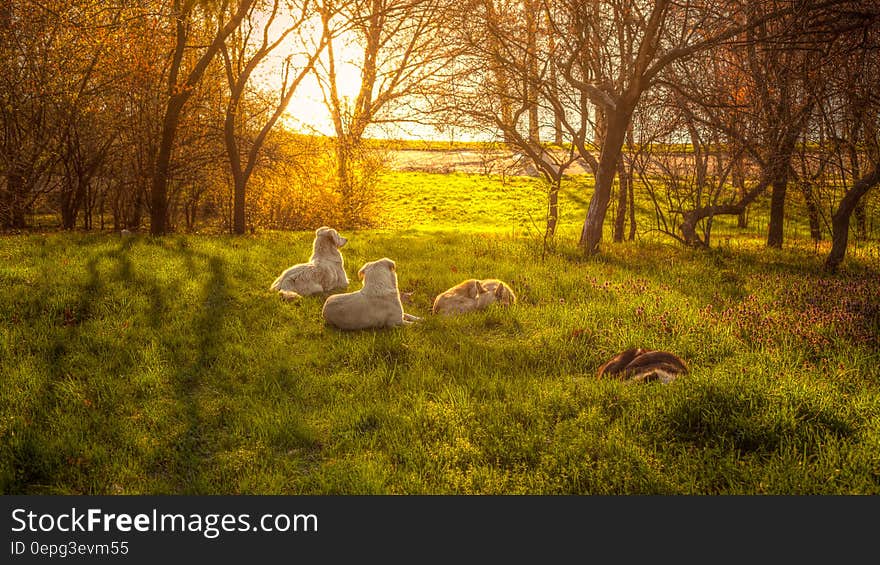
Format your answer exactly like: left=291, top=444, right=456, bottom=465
left=1, top=171, right=879, bottom=494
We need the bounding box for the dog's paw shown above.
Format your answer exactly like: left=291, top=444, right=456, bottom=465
left=400, top=291, right=415, bottom=304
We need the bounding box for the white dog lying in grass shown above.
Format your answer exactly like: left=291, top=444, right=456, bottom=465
left=432, top=278, right=517, bottom=315
left=322, top=257, right=422, bottom=330
left=270, top=227, right=349, bottom=300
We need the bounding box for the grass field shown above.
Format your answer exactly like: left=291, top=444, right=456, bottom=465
left=1, top=171, right=879, bottom=494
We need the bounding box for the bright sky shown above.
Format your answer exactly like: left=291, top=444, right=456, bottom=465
left=250, top=7, right=474, bottom=142
left=244, top=6, right=348, bottom=136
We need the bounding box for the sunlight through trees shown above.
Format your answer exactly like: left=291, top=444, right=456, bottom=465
left=1, top=0, right=878, bottom=268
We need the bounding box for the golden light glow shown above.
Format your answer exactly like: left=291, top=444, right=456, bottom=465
left=253, top=8, right=365, bottom=135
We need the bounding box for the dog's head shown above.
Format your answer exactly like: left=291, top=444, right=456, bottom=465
left=478, top=279, right=516, bottom=308
left=357, top=257, right=399, bottom=294
left=312, top=227, right=347, bottom=262
left=461, top=279, right=485, bottom=299
left=493, top=281, right=516, bottom=306
left=315, top=226, right=347, bottom=249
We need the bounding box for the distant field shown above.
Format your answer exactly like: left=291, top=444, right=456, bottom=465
left=1, top=171, right=879, bottom=494
left=375, top=170, right=880, bottom=261
left=375, top=171, right=590, bottom=234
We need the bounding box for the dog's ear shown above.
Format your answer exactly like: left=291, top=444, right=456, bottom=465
left=495, top=283, right=506, bottom=299
left=386, top=260, right=396, bottom=272
left=358, top=263, right=368, bottom=280
left=467, top=280, right=485, bottom=298
left=332, top=230, right=347, bottom=247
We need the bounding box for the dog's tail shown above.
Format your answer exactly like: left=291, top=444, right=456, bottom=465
left=269, top=272, right=301, bottom=300
left=269, top=273, right=285, bottom=292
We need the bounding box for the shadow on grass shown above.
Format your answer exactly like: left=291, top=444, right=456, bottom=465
left=4, top=237, right=239, bottom=493
left=644, top=380, right=858, bottom=456
left=156, top=251, right=229, bottom=493
left=3, top=237, right=177, bottom=493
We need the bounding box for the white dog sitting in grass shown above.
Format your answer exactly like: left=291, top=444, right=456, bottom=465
left=270, top=226, right=349, bottom=300
left=322, top=257, right=422, bottom=330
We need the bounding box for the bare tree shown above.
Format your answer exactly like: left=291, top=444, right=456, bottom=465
left=314, top=0, right=451, bottom=226
left=436, top=0, right=583, bottom=244
left=150, top=0, right=255, bottom=235
left=674, top=1, right=879, bottom=252
left=553, top=0, right=807, bottom=253
left=442, top=0, right=826, bottom=253
left=0, top=1, right=66, bottom=228
left=670, top=3, right=818, bottom=248
left=822, top=6, right=880, bottom=270
left=220, top=0, right=326, bottom=234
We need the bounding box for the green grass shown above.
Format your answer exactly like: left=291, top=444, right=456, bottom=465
left=375, top=171, right=592, bottom=234
left=1, top=171, right=879, bottom=494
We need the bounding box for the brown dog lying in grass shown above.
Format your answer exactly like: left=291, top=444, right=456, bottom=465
left=432, top=278, right=517, bottom=315
left=597, top=348, right=688, bottom=384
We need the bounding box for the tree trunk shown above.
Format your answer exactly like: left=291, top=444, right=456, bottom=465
left=733, top=156, right=748, bottom=228
left=60, top=185, right=78, bottom=230
left=132, top=186, right=144, bottom=230
left=221, top=4, right=325, bottom=236
left=766, top=136, right=800, bottom=248
left=579, top=108, right=631, bottom=253
left=83, top=179, right=93, bottom=230
left=848, top=142, right=867, bottom=238
left=3, top=171, right=28, bottom=229
left=150, top=0, right=254, bottom=236
left=593, top=105, right=606, bottom=147
left=336, top=135, right=356, bottom=225
left=151, top=96, right=186, bottom=235
left=628, top=166, right=636, bottom=241
left=766, top=174, right=787, bottom=248
left=99, top=186, right=106, bottom=231
left=765, top=99, right=813, bottom=248
left=801, top=182, right=821, bottom=242
left=681, top=177, right=772, bottom=247
left=546, top=179, right=559, bottom=239
left=233, top=176, right=246, bottom=235
left=61, top=174, right=89, bottom=230
left=613, top=159, right=628, bottom=242
left=825, top=163, right=880, bottom=272
left=226, top=97, right=246, bottom=234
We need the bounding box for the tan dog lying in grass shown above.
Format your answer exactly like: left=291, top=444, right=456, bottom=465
left=270, top=226, right=349, bottom=300
left=432, top=278, right=517, bottom=315
left=597, top=348, right=688, bottom=384
left=322, top=258, right=422, bottom=330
